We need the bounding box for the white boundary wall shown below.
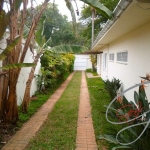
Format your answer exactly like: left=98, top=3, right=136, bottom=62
left=0, top=37, right=40, bottom=105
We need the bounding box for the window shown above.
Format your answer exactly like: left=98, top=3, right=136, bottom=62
left=117, top=51, right=128, bottom=64
left=109, top=53, right=114, bottom=61
left=103, top=53, right=107, bottom=70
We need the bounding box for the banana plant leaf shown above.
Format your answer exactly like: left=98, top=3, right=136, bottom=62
left=35, top=16, right=46, bottom=47
left=99, top=134, right=118, bottom=144
left=0, top=36, right=20, bottom=60
left=50, top=44, right=88, bottom=54
left=0, top=63, right=34, bottom=70
left=80, top=0, right=113, bottom=19
left=112, top=145, right=131, bottom=150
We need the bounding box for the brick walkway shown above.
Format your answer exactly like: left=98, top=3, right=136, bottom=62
left=76, top=71, right=98, bottom=150
left=2, top=71, right=97, bottom=150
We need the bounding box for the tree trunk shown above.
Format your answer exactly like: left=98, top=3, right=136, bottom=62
left=0, top=76, right=3, bottom=118
left=4, top=73, right=19, bottom=123
left=22, top=53, right=42, bottom=113
left=1, top=0, right=49, bottom=123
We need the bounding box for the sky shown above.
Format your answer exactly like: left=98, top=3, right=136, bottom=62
left=3, top=0, right=84, bottom=21
left=37, top=0, right=84, bottom=21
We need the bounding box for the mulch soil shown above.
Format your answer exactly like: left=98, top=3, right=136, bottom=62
left=0, top=122, right=18, bottom=149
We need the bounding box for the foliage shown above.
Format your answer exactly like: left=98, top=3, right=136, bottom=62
left=80, top=0, right=113, bottom=19
left=37, top=51, right=75, bottom=91
left=86, top=68, right=92, bottom=72
left=99, top=80, right=150, bottom=150
left=41, top=3, right=77, bottom=47
left=79, top=0, right=119, bottom=47
left=0, top=36, right=20, bottom=60
left=103, top=77, right=122, bottom=100
left=86, top=68, right=98, bottom=76
left=50, top=44, right=88, bottom=53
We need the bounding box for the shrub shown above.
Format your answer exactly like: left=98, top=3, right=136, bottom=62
left=103, top=77, right=122, bottom=100
left=99, top=80, right=150, bottom=150
left=86, top=68, right=92, bottom=72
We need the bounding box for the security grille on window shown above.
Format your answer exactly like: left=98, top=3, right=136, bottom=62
left=109, top=53, right=114, bottom=61
left=117, top=51, right=128, bottom=63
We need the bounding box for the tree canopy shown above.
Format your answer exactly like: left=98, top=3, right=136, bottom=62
left=78, top=0, right=119, bottom=48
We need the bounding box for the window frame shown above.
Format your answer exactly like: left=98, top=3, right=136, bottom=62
left=116, top=51, right=128, bottom=64
left=109, top=53, right=115, bottom=62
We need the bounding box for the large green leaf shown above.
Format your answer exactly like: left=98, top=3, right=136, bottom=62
left=0, top=36, right=20, bottom=60
left=80, top=0, right=113, bottom=19
left=112, top=145, right=131, bottom=150
left=0, top=10, right=8, bottom=39
left=50, top=44, right=88, bottom=53
left=0, top=63, right=34, bottom=70
left=134, top=91, right=139, bottom=105
left=99, top=134, right=118, bottom=144
left=35, top=16, right=46, bottom=47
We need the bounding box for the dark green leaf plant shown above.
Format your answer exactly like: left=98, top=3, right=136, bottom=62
left=99, top=80, right=150, bottom=150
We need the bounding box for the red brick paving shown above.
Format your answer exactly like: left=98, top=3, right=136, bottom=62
left=75, top=71, right=97, bottom=150
left=2, top=71, right=98, bottom=150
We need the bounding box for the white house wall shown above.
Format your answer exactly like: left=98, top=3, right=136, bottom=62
left=99, top=20, right=150, bottom=101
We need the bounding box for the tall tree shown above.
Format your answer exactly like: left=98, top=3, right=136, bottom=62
left=42, top=3, right=77, bottom=47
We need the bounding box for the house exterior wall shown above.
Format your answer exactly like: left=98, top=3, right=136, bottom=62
left=98, top=20, right=150, bottom=101
left=96, top=54, right=102, bottom=75
left=74, top=54, right=92, bottom=71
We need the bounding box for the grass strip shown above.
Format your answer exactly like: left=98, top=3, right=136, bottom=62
left=26, top=71, right=81, bottom=150
left=86, top=77, right=117, bottom=150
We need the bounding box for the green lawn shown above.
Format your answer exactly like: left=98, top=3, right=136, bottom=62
left=26, top=71, right=81, bottom=150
